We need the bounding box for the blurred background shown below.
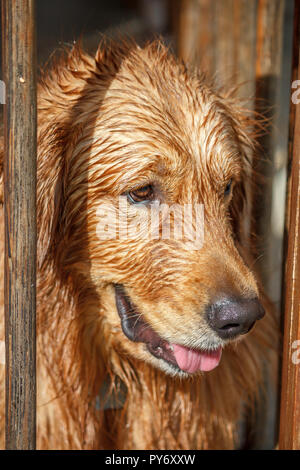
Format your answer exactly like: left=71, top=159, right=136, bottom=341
left=0, top=0, right=296, bottom=449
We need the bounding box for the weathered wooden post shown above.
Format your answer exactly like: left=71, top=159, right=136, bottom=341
left=177, top=0, right=257, bottom=99
left=2, top=0, right=37, bottom=449
left=279, top=1, right=300, bottom=450
left=252, top=0, right=285, bottom=290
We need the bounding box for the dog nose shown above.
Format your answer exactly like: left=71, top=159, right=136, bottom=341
left=206, top=296, right=265, bottom=339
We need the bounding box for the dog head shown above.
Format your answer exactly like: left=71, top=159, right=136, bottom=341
left=39, top=41, right=265, bottom=377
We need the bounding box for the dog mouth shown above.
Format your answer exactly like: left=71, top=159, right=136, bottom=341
left=114, top=284, right=222, bottom=374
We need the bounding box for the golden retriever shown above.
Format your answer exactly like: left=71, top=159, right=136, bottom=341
left=0, top=39, right=277, bottom=449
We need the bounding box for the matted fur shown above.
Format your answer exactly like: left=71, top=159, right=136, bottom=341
left=0, top=39, right=277, bottom=449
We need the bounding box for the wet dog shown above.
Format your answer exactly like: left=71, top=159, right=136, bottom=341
left=0, top=40, right=277, bottom=449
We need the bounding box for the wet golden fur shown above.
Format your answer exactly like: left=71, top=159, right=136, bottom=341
left=0, top=40, right=277, bottom=449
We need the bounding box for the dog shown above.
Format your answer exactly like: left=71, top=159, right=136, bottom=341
left=0, top=39, right=277, bottom=449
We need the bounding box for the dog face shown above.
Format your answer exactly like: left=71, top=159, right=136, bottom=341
left=48, top=43, right=265, bottom=377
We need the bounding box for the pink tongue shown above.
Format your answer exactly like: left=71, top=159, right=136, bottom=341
left=172, top=344, right=222, bottom=373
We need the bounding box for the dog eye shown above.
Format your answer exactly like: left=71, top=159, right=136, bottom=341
left=128, top=184, right=154, bottom=203
left=224, top=179, right=232, bottom=197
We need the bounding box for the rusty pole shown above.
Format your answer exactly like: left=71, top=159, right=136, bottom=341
left=2, top=0, right=37, bottom=449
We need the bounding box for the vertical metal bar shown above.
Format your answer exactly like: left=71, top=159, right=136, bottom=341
left=279, top=2, right=300, bottom=450
left=2, top=0, right=37, bottom=449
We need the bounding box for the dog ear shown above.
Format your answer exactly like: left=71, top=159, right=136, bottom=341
left=217, top=89, right=266, bottom=248
left=37, top=121, right=69, bottom=266
left=37, top=44, right=94, bottom=267
left=227, top=107, right=257, bottom=246
left=229, top=169, right=249, bottom=244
